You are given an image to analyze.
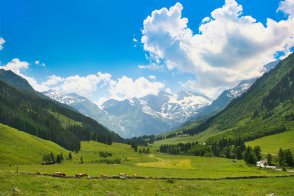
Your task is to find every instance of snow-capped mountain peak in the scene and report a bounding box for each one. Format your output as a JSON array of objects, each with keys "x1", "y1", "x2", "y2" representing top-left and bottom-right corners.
[
  {"x1": 227, "y1": 78, "x2": 256, "y2": 98},
  {"x1": 43, "y1": 89, "x2": 87, "y2": 105},
  {"x1": 43, "y1": 89, "x2": 212, "y2": 137}
]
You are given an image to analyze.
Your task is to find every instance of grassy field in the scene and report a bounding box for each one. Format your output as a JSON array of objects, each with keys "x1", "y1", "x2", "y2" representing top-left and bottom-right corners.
[
  {"x1": 0, "y1": 173, "x2": 293, "y2": 195},
  {"x1": 0, "y1": 123, "x2": 68, "y2": 164},
  {"x1": 246, "y1": 130, "x2": 294, "y2": 154},
  {"x1": 1, "y1": 124, "x2": 293, "y2": 195},
  {"x1": 0, "y1": 140, "x2": 287, "y2": 178},
  {"x1": 152, "y1": 125, "x2": 228, "y2": 146}
]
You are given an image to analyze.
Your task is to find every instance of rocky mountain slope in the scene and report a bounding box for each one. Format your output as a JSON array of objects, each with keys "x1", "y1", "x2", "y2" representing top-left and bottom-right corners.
[{"x1": 44, "y1": 90, "x2": 212, "y2": 137}]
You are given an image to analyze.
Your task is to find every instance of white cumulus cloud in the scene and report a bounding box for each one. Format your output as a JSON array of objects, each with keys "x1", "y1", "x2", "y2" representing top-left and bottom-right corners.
[
  {"x1": 142, "y1": 0, "x2": 294, "y2": 98},
  {"x1": 0, "y1": 58, "x2": 165, "y2": 103},
  {"x1": 138, "y1": 63, "x2": 162, "y2": 71},
  {"x1": 278, "y1": 0, "x2": 294, "y2": 18},
  {"x1": 0, "y1": 58, "x2": 29, "y2": 75},
  {"x1": 43, "y1": 72, "x2": 112, "y2": 97},
  {"x1": 148, "y1": 75, "x2": 156, "y2": 80},
  {"x1": 0, "y1": 37, "x2": 5, "y2": 50},
  {"x1": 108, "y1": 76, "x2": 165, "y2": 101}
]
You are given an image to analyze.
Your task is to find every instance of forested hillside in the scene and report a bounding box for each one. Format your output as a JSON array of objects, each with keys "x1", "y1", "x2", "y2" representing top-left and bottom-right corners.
[
  {"x1": 178, "y1": 53, "x2": 294, "y2": 142},
  {"x1": 0, "y1": 70, "x2": 122, "y2": 151}
]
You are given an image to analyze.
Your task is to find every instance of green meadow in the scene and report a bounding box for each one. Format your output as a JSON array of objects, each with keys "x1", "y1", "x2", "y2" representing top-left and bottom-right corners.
[
  {"x1": 1, "y1": 123, "x2": 293, "y2": 195},
  {"x1": 1, "y1": 173, "x2": 294, "y2": 196},
  {"x1": 0, "y1": 123, "x2": 68, "y2": 165},
  {"x1": 0, "y1": 140, "x2": 285, "y2": 178},
  {"x1": 246, "y1": 130, "x2": 294, "y2": 154}
]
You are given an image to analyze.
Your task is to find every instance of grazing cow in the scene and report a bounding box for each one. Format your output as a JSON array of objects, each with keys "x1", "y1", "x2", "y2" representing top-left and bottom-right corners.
[
  {"x1": 75, "y1": 173, "x2": 88, "y2": 178},
  {"x1": 119, "y1": 173, "x2": 127, "y2": 179},
  {"x1": 53, "y1": 172, "x2": 66, "y2": 177}
]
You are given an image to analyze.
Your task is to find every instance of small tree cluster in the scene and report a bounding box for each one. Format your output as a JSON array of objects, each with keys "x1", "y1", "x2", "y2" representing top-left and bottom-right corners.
[
  {"x1": 267, "y1": 153, "x2": 273, "y2": 166},
  {"x1": 97, "y1": 159, "x2": 121, "y2": 164},
  {"x1": 159, "y1": 142, "x2": 198, "y2": 155},
  {"x1": 131, "y1": 144, "x2": 138, "y2": 152},
  {"x1": 126, "y1": 135, "x2": 163, "y2": 146},
  {"x1": 42, "y1": 152, "x2": 64, "y2": 164},
  {"x1": 210, "y1": 138, "x2": 246, "y2": 159},
  {"x1": 99, "y1": 151, "x2": 112, "y2": 158},
  {"x1": 138, "y1": 148, "x2": 150, "y2": 154},
  {"x1": 278, "y1": 148, "x2": 294, "y2": 167},
  {"x1": 244, "y1": 147, "x2": 257, "y2": 165}
]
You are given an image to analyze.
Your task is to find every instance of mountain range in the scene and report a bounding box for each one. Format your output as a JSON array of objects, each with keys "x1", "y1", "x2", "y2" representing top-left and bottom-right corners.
[
  {"x1": 43, "y1": 61, "x2": 279, "y2": 138},
  {"x1": 44, "y1": 90, "x2": 212, "y2": 137}
]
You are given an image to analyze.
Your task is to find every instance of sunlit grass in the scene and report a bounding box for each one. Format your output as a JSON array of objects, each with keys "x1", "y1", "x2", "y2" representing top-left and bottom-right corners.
[{"x1": 246, "y1": 130, "x2": 294, "y2": 154}]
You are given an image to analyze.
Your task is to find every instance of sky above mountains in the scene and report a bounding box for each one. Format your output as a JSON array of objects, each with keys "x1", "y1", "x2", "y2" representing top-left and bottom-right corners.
[{"x1": 0, "y1": 0, "x2": 293, "y2": 104}]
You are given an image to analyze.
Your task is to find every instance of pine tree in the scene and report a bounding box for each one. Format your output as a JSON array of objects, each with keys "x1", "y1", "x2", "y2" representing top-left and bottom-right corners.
[
  {"x1": 56, "y1": 155, "x2": 61, "y2": 163},
  {"x1": 50, "y1": 152, "x2": 55, "y2": 163},
  {"x1": 68, "y1": 152, "x2": 72, "y2": 160},
  {"x1": 244, "y1": 146, "x2": 251, "y2": 162},
  {"x1": 246, "y1": 150, "x2": 257, "y2": 165},
  {"x1": 60, "y1": 153, "x2": 64, "y2": 161},
  {"x1": 284, "y1": 149, "x2": 293, "y2": 167},
  {"x1": 278, "y1": 148, "x2": 285, "y2": 167},
  {"x1": 235, "y1": 146, "x2": 243, "y2": 160},
  {"x1": 267, "y1": 153, "x2": 272, "y2": 166},
  {"x1": 253, "y1": 146, "x2": 262, "y2": 161}
]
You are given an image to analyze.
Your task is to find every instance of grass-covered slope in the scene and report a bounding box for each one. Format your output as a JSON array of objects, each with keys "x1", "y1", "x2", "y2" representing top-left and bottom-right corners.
[
  {"x1": 0, "y1": 123, "x2": 68, "y2": 164},
  {"x1": 246, "y1": 130, "x2": 294, "y2": 154},
  {"x1": 173, "y1": 53, "x2": 294, "y2": 143},
  {"x1": 0, "y1": 70, "x2": 122, "y2": 151}
]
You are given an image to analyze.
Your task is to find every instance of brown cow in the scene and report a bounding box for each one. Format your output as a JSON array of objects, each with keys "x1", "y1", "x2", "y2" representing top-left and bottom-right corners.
[
  {"x1": 119, "y1": 173, "x2": 127, "y2": 179},
  {"x1": 75, "y1": 173, "x2": 88, "y2": 178},
  {"x1": 53, "y1": 172, "x2": 66, "y2": 177}
]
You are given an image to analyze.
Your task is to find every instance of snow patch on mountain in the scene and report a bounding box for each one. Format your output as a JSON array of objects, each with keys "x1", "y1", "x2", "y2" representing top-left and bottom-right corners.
[{"x1": 44, "y1": 89, "x2": 86, "y2": 105}]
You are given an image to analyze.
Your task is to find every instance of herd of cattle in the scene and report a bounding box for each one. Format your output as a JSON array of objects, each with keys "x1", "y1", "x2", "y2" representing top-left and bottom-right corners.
[
  {"x1": 52, "y1": 172, "x2": 135, "y2": 179},
  {"x1": 24, "y1": 171, "x2": 294, "y2": 180}
]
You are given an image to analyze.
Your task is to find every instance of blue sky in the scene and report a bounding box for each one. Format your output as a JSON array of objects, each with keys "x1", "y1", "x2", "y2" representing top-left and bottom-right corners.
[{"x1": 0, "y1": 0, "x2": 293, "y2": 103}]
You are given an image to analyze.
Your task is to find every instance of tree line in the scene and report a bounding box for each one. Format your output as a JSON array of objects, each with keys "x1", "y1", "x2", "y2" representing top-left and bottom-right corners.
[
  {"x1": 0, "y1": 79, "x2": 122, "y2": 152},
  {"x1": 159, "y1": 138, "x2": 262, "y2": 165},
  {"x1": 42, "y1": 152, "x2": 70, "y2": 164}
]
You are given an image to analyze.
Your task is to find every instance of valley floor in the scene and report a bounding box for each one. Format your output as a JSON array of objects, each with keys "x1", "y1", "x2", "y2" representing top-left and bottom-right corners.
[{"x1": 1, "y1": 126, "x2": 293, "y2": 195}]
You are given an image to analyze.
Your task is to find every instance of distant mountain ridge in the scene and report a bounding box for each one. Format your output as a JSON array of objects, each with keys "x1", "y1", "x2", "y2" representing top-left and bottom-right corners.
[
  {"x1": 44, "y1": 90, "x2": 212, "y2": 137},
  {"x1": 186, "y1": 60, "x2": 279, "y2": 123}
]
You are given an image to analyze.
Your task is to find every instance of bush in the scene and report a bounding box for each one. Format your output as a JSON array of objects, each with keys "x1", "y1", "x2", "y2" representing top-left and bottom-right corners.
[
  {"x1": 166, "y1": 179, "x2": 175, "y2": 184},
  {"x1": 99, "y1": 151, "x2": 112, "y2": 158},
  {"x1": 96, "y1": 159, "x2": 121, "y2": 164}
]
